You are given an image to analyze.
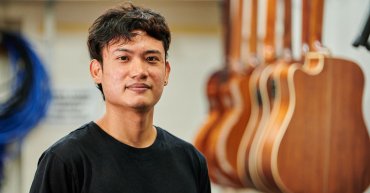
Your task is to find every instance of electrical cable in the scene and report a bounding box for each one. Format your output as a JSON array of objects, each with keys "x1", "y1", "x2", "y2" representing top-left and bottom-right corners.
[
  {"x1": 0, "y1": 31, "x2": 33, "y2": 118},
  {"x1": 0, "y1": 30, "x2": 52, "y2": 182}
]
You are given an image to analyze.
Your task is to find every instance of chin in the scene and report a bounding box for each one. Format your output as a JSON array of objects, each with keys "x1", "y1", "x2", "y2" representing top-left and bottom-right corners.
[
  {"x1": 131, "y1": 104, "x2": 153, "y2": 112},
  {"x1": 125, "y1": 97, "x2": 160, "y2": 112},
  {"x1": 128, "y1": 100, "x2": 152, "y2": 110}
]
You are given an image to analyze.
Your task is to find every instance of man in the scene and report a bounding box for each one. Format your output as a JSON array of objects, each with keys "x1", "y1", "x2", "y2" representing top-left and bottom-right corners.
[{"x1": 30, "y1": 3, "x2": 211, "y2": 193}]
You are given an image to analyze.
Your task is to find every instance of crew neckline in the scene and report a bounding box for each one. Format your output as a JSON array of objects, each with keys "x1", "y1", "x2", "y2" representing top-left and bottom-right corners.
[{"x1": 89, "y1": 121, "x2": 162, "y2": 152}]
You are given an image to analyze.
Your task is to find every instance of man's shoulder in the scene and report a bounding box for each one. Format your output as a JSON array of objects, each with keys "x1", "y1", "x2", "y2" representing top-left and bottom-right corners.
[
  {"x1": 156, "y1": 126, "x2": 205, "y2": 159},
  {"x1": 41, "y1": 122, "x2": 95, "y2": 162},
  {"x1": 156, "y1": 126, "x2": 192, "y2": 147},
  {"x1": 52, "y1": 122, "x2": 92, "y2": 146}
]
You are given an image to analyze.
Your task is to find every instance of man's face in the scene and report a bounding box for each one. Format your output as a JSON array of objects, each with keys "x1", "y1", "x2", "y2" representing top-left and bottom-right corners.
[{"x1": 90, "y1": 30, "x2": 170, "y2": 112}]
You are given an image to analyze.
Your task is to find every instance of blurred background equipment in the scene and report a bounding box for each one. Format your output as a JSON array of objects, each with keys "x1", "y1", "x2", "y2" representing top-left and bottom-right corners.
[
  {"x1": 0, "y1": 30, "x2": 51, "y2": 186},
  {"x1": 353, "y1": 7, "x2": 370, "y2": 50}
]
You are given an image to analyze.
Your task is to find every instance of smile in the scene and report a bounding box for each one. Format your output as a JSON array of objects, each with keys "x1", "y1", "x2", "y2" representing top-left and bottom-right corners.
[{"x1": 126, "y1": 83, "x2": 151, "y2": 92}]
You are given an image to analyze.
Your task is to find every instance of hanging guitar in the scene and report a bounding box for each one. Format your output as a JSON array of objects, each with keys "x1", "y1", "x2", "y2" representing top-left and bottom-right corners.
[{"x1": 271, "y1": 0, "x2": 370, "y2": 192}]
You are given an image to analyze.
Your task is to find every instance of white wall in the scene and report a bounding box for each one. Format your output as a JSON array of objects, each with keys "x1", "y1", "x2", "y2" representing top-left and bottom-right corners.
[{"x1": 0, "y1": 0, "x2": 369, "y2": 193}]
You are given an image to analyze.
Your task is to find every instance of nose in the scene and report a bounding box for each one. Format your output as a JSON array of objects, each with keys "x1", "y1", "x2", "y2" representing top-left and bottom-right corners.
[{"x1": 130, "y1": 59, "x2": 148, "y2": 80}]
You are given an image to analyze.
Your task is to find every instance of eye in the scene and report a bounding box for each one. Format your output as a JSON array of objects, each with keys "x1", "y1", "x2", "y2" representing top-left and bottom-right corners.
[
  {"x1": 118, "y1": 56, "x2": 129, "y2": 61},
  {"x1": 146, "y1": 56, "x2": 160, "y2": 63}
]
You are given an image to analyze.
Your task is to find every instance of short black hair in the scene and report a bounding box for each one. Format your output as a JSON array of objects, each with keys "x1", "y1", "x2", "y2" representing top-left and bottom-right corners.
[{"x1": 87, "y1": 2, "x2": 171, "y2": 99}]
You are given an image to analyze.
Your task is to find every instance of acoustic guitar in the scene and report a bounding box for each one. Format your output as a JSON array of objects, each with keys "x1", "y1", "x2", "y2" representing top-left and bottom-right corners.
[
  {"x1": 214, "y1": 0, "x2": 261, "y2": 187},
  {"x1": 271, "y1": 0, "x2": 370, "y2": 192},
  {"x1": 194, "y1": 0, "x2": 231, "y2": 164},
  {"x1": 202, "y1": 0, "x2": 245, "y2": 187},
  {"x1": 247, "y1": 0, "x2": 280, "y2": 191},
  {"x1": 248, "y1": 0, "x2": 296, "y2": 192},
  {"x1": 193, "y1": 0, "x2": 233, "y2": 186},
  {"x1": 236, "y1": 0, "x2": 261, "y2": 188}
]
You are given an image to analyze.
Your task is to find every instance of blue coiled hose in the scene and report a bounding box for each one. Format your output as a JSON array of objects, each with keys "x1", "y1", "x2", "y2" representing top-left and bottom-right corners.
[{"x1": 0, "y1": 31, "x2": 52, "y2": 182}]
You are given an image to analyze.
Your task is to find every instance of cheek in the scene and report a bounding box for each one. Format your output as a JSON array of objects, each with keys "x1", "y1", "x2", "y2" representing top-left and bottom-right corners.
[
  {"x1": 153, "y1": 71, "x2": 167, "y2": 92},
  {"x1": 102, "y1": 69, "x2": 126, "y2": 92},
  {"x1": 152, "y1": 72, "x2": 166, "y2": 88}
]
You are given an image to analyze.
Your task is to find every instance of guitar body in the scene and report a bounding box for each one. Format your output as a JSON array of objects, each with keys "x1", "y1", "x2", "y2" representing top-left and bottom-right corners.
[
  {"x1": 272, "y1": 53, "x2": 370, "y2": 193},
  {"x1": 236, "y1": 65, "x2": 266, "y2": 188},
  {"x1": 249, "y1": 62, "x2": 288, "y2": 193},
  {"x1": 194, "y1": 69, "x2": 227, "y2": 155},
  {"x1": 204, "y1": 71, "x2": 244, "y2": 188},
  {"x1": 254, "y1": 60, "x2": 294, "y2": 193},
  {"x1": 216, "y1": 67, "x2": 254, "y2": 186}
]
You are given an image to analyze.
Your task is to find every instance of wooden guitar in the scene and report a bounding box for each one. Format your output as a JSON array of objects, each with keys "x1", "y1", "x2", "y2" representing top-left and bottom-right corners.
[
  {"x1": 194, "y1": 68, "x2": 228, "y2": 160},
  {"x1": 236, "y1": 0, "x2": 260, "y2": 188},
  {"x1": 247, "y1": 0, "x2": 296, "y2": 192},
  {"x1": 194, "y1": 0, "x2": 239, "y2": 187},
  {"x1": 203, "y1": 0, "x2": 246, "y2": 187},
  {"x1": 213, "y1": 0, "x2": 263, "y2": 188},
  {"x1": 246, "y1": 0, "x2": 280, "y2": 191},
  {"x1": 194, "y1": 0, "x2": 231, "y2": 162},
  {"x1": 271, "y1": 0, "x2": 370, "y2": 192}
]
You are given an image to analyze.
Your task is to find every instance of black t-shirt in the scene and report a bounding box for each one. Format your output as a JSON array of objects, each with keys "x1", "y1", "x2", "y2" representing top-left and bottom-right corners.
[{"x1": 29, "y1": 122, "x2": 211, "y2": 193}]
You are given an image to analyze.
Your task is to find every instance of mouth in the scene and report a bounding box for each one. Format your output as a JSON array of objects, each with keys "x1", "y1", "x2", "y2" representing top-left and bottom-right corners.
[{"x1": 125, "y1": 83, "x2": 151, "y2": 92}]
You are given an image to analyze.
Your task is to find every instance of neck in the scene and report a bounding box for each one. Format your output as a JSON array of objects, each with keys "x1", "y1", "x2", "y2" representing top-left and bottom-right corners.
[{"x1": 96, "y1": 106, "x2": 157, "y2": 148}]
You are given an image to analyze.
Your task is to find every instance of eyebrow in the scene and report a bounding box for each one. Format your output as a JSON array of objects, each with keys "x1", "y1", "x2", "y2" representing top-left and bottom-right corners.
[{"x1": 114, "y1": 48, "x2": 162, "y2": 56}]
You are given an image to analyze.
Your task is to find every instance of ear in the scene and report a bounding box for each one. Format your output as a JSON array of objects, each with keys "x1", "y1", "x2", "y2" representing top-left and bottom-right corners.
[
  {"x1": 164, "y1": 61, "x2": 171, "y2": 86},
  {"x1": 90, "y1": 59, "x2": 102, "y2": 84}
]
